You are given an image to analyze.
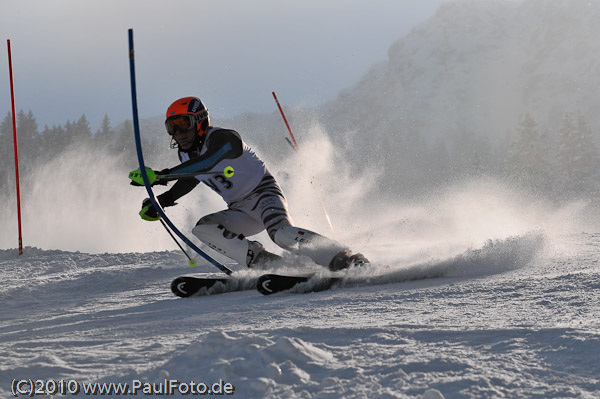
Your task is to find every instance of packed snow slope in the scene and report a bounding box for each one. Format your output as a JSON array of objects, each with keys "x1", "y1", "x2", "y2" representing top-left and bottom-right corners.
[
  {"x1": 1, "y1": 101, "x2": 598, "y2": 399},
  {"x1": 0, "y1": 2, "x2": 598, "y2": 395},
  {"x1": 1, "y1": 114, "x2": 599, "y2": 399},
  {"x1": 0, "y1": 230, "x2": 599, "y2": 398}
]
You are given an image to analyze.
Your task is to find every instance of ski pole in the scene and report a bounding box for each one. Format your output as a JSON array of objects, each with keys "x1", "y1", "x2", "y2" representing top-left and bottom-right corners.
[
  {"x1": 157, "y1": 166, "x2": 234, "y2": 181},
  {"x1": 272, "y1": 91, "x2": 334, "y2": 231},
  {"x1": 159, "y1": 219, "x2": 197, "y2": 266},
  {"x1": 129, "y1": 166, "x2": 234, "y2": 185}
]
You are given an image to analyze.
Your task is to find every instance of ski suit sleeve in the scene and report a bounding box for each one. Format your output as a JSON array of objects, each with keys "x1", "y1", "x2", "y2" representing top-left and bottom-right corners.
[
  {"x1": 156, "y1": 130, "x2": 243, "y2": 207},
  {"x1": 169, "y1": 130, "x2": 243, "y2": 175},
  {"x1": 156, "y1": 179, "x2": 199, "y2": 207}
]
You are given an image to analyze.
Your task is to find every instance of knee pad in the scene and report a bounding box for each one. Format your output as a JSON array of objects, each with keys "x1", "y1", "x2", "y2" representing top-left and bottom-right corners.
[
  {"x1": 272, "y1": 225, "x2": 346, "y2": 267},
  {"x1": 272, "y1": 225, "x2": 315, "y2": 249},
  {"x1": 192, "y1": 224, "x2": 250, "y2": 267}
]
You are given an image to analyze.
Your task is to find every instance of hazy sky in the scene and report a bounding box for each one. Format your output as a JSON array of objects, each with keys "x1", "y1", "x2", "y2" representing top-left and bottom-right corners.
[{"x1": 1, "y1": 0, "x2": 447, "y2": 131}]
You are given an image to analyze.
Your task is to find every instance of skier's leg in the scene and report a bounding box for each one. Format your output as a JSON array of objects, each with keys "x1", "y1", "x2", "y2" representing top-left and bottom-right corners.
[
  {"x1": 252, "y1": 193, "x2": 368, "y2": 270},
  {"x1": 191, "y1": 210, "x2": 281, "y2": 268},
  {"x1": 236, "y1": 174, "x2": 368, "y2": 270},
  {"x1": 271, "y1": 225, "x2": 348, "y2": 267},
  {"x1": 272, "y1": 225, "x2": 369, "y2": 270}
]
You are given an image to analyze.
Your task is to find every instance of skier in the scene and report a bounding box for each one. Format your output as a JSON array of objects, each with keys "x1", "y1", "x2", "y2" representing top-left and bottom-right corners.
[{"x1": 134, "y1": 96, "x2": 368, "y2": 271}]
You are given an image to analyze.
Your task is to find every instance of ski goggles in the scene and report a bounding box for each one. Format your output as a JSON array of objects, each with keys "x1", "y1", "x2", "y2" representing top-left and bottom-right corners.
[
  {"x1": 165, "y1": 115, "x2": 195, "y2": 135},
  {"x1": 165, "y1": 111, "x2": 207, "y2": 135}
]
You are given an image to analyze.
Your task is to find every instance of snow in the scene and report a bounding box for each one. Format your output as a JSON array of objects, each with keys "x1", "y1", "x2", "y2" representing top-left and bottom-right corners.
[
  {"x1": 1, "y1": 1, "x2": 599, "y2": 397},
  {"x1": 1, "y1": 114, "x2": 598, "y2": 399},
  {"x1": 1, "y1": 230, "x2": 599, "y2": 398}
]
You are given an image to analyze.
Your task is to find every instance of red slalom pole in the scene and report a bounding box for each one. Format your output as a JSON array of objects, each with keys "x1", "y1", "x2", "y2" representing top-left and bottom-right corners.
[
  {"x1": 272, "y1": 91, "x2": 334, "y2": 231},
  {"x1": 272, "y1": 91, "x2": 300, "y2": 151},
  {"x1": 7, "y1": 40, "x2": 23, "y2": 255}
]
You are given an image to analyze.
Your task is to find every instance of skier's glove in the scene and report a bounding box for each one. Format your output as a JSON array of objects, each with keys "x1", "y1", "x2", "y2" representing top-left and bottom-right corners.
[
  {"x1": 129, "y1": 168, "x2": 169, "y2": 187},
  {"x1": 139, "y1": 198, "x2": 160, "y2": 221}
]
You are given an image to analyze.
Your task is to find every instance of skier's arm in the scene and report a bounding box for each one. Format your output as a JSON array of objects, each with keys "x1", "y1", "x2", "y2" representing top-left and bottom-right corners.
[
  {"x1": 156, "y1": 179, "x2": 200, "y2": 207},
  {"x1": 138, "y1": 178, "x2": 199, "y2": 221},
  {"x1": 154, "y1": 130, "x2": 242, "y2": 206},
  {"x1": 167, "y1": 130, "x2": 243, "y2": 175}
]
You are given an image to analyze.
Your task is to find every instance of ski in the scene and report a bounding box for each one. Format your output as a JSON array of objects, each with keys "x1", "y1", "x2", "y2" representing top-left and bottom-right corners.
[
  {"x1": 256, "y1": 273, "x2": 341, "y2": 295},
  {"x1": 173, "y1": 266, "x2": 394, "y2": 297},
  {"x1": 170, "y1": 275, "x2": 256, "y2": 297}
]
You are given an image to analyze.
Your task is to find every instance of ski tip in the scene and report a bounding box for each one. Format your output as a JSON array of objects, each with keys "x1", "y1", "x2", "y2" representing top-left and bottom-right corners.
[
  {"x1": 256, "y1": 274, "x2": 275, "y2": 295},
  {"x1": 256, "y1": 274, "x2": 312, "y2": 295},
  {"x1": 171, "y1": 276, "x2": 196, "y2": 298},
  {"x1": 170, "y1": 276, "x2": 231, "y2": 298}
]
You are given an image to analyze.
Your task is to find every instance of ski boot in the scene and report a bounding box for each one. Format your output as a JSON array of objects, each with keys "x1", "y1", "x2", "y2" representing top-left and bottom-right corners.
[
  {"x1": 248, "y1": 241, "x2": 282, "y2": 269},
  {"x1": 328, "y1": 250, "x2": 369, "y2": 271}
]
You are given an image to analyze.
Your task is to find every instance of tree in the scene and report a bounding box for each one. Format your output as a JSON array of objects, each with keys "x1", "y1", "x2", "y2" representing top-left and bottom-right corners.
[
  {"x1": 43, "y1": 124, "x2": 69, "y2": 154},
  {"x1": 507, "y1": 113, "x2": 552, "y2": 191},
  {"x1": 15, "y1": 110, "x2": 39, "y2": 172},
  {"x1": 72, "y1": 114, "x2": 92, "y2": 144},
  {"x1": 0, "y1": 113, "x2": 14, "y2": 188},
  {"x1": 94, "y1": 114, "x2": 115, "y2": 147},
  {"x1": 556, "y1": 111, "x2": 599, "y2": 195},
  {"x1": 115, "y1": 119, "x2": 136, "y2": 154}
]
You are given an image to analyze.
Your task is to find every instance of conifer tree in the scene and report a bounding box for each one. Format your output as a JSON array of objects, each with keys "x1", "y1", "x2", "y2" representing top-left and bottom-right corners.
[
  {"x1": 508, "y1": 113, "x2": 552, "y2": 191},
  {"x1": 115, "y1": 119, "x2": 135, "y2": 154},
  {"x1": 95, "y1": 114, "x2": 114, "y2": 146},
  {"x1": 72, "y1": 114, "x2": 92, "y2": 144},
  {"x1": 45, "y1": 124, "x2": 69, "y2": 153},
  {"x1": 556, "y1": 111, "x2": 599, "y2": 195},
  {"x1": 0, "y1": 113, "x2": 13, "y2": 187},
  {"x1": 15, "y1": 110, "x2": 39, "y2": 172}
]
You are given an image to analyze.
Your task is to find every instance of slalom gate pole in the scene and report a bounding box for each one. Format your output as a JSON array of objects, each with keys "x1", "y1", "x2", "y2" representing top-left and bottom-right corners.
[
  {"x1": 272, "y1": 91, "x2": 300, "y2": 151},
  {"x1": 7, "y1": 40, "x2": 23, "y2": 255},
  {"x1": 272, "y1": 91, "x2": 334, "y2": 231},
  {"x1": 128, "y1": 29, "x2": 232, "y2": 274}
]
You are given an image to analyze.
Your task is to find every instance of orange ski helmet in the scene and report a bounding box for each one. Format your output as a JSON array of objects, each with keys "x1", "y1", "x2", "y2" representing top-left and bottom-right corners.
[{"x1": 165, "y1": 96, "x2": 210, "y2": 137}]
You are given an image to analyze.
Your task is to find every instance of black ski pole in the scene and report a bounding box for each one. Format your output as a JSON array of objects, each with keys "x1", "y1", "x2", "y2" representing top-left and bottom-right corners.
[{"x1": 159, "y1": 219, "x2": 198, "y2": 267}]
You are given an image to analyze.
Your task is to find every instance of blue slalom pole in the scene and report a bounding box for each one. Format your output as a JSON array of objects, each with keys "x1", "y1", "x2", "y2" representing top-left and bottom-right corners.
[{"x1": 127, "y1": 29, "x2": 232, "y2": 275}]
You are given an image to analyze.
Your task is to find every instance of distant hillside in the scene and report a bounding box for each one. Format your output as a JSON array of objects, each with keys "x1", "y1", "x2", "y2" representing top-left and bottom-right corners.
[
  {"x1": 320, "y1": 0, "x2": 600, "y2": 150},
  {"x1": 136, "y1": 0, "x2": 599, "y2": 199}
]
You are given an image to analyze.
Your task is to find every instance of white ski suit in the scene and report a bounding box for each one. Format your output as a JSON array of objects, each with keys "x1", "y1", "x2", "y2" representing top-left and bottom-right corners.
[{"x1": 155, "y1": 127, "x2": 348, "y2": 268}]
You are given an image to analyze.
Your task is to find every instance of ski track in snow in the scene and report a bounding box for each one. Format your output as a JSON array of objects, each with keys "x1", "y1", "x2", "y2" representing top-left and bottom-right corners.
[{"x1": 0, "y1": 232, "x2": 599, "y2": 398}]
